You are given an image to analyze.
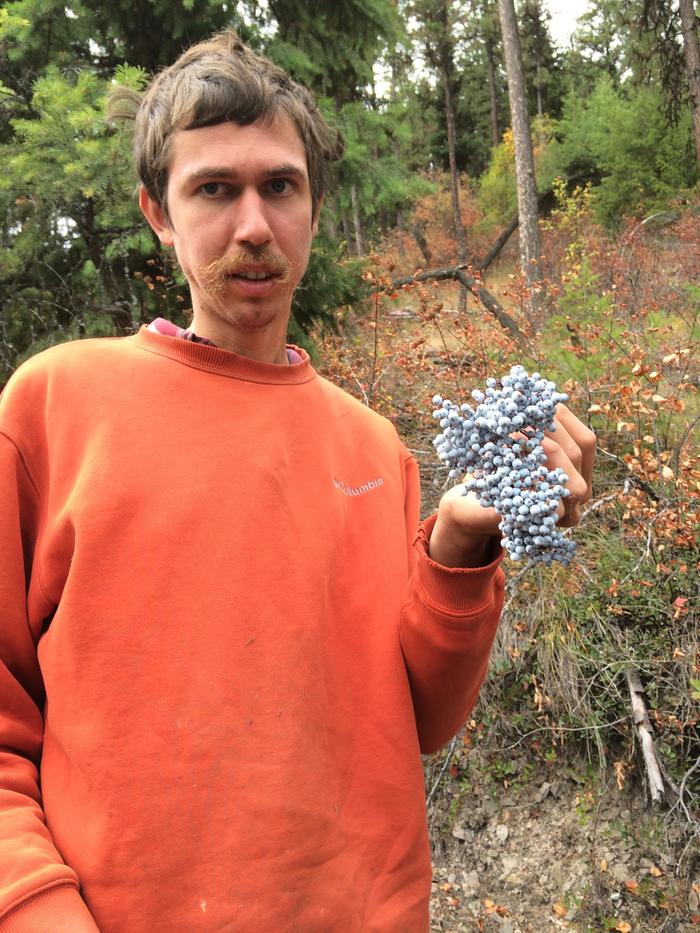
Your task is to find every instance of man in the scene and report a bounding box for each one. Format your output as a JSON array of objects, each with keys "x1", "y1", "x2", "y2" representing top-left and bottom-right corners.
[{"x1": 0, "y1": 30, "x2": 595, "y2": 932}]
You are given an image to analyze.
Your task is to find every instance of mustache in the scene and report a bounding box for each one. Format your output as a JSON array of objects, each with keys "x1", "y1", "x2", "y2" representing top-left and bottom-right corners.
[{"x1": 199, "y1": 250, "x2": 292, "y2": 295}]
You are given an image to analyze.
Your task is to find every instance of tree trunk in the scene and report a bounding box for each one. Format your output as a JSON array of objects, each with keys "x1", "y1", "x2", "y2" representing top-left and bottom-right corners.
[
  {"x1": 322, "y1": 196, "x2": 338, "y2": 240},
  {"x1": 350, "y1": 184, "x2": 364, "y2": 257},
  {"x1": 498, "y1": 0, "x2": 544, "y2": 316},
  {"x1": 478, "y1": 214, "x2": 520, "y2": 272},
  {"x1": 412, "y1": 224, "x2": 433, "y2": 266},
  {"x1": 442, "y1": 84, "x2": 464, "y2": 246},
  {"x1": 679, "y1": 0, "x2": 700, "y2": 170},
  {"x1": 396, "y1": 207, "x2": 406, "y2": 259},
  {"x1": 485, "y1": 35, "x2": 501, "y2": 147},
  {"x1": 75, "y1": 198, "x2": 133, "y2": 332},
  {"x1": 534, "y1": 47, "x2": 545, "y2": 146},
  {"x1": 393, "y1": 137, "x2": 406, "y2": 259},
  {"x1": 443, "y1": 68, "x2": 468, "y2": 313},
  {"x1": 341, "y1": 210, "x2": 352, "y2": 247},
  {"x1": 437, "y1": 0, "x2": 468, "y2": 314}
]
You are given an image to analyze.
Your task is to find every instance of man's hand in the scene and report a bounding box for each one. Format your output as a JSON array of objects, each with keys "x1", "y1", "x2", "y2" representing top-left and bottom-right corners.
[{"x1": 428, "y1": 404, "x2": 597, "y2": 568}]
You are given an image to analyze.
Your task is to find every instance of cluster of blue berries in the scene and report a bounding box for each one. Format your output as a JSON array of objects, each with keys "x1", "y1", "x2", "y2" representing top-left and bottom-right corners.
[{"x1": 431, "y1": 365, "x2": 577, "y2": 566}]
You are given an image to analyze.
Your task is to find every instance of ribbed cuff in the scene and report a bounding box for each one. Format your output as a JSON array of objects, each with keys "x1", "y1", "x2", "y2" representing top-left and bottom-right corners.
[
  {"x1": 414, "y1": 513, "x2": 505, "y2": 613},
  {"x1": 1, "y1": 884, "x2": 100, "y2": 933}
]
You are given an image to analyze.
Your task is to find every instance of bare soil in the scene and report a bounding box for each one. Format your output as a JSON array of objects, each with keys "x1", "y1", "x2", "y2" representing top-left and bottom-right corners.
[{"x1": 427, "y1": 756, "x2": 698, "y2": 932}]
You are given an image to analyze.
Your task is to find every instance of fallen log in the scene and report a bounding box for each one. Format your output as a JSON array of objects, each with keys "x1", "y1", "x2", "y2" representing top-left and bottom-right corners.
[
  {"x1": 476, "y1": 215, "x2": 519, "y2": 273},
  {"x1": 389, "y1": 175, "x2": 602, "y2": 346},
  {"x1": 391, "y1": 263, "x2": 527, "y2": 347}
]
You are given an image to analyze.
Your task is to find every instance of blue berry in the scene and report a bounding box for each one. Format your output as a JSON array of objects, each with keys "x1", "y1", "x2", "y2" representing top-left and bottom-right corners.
[{"x1": 431, "y1": 365, "x2": 576, "y2": 566}]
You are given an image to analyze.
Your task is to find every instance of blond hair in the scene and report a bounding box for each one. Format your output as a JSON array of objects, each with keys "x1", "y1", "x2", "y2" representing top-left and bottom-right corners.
[{"x1": 119, "y1": 29, "x2": 343, "y2": 218}]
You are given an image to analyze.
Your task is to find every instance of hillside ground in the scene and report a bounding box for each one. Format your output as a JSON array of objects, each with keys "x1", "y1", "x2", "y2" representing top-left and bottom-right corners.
[{"x1": 428, "y1": 756, "x2": 697, "y2": 932}]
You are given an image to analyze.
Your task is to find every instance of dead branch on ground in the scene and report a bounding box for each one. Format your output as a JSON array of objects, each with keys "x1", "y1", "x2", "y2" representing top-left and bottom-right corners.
[
  {"x1": 625, "y1": 668, "x2": 679, "y2": 807},
  {"x1": 391, "y1": 264, "x2": 527, "y2": 348}
]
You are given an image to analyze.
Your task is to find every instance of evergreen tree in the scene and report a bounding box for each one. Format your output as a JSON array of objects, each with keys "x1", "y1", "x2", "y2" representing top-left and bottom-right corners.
[
  {"x1": 568, "y1": 0, "x2": 634, "y2": 89},
  {"x1": 546, "y1": 76, "x2": 698, "y2": 225},
  {"x1": 518, "y1": 0, "x2": 562, "y2": 119},
  {"x1": 479, "y1": 0, "x2": 505, "y2": 148},
  {"x1": 0, "y1": 1, "x2": 384, "y2": 378},
  {"x1": 266, "y1": 0, "x2": 430, "y2": 257},
  {"x1": 267, "y1": 0, "x2": 401, "y2": 104},
  {"x1": 634, "y1": 0, "x2": 700, "y2": 168},
  {"x1": 455, "y1": 0, "x2": 508, "y2": 169},
  {"x1": 0, "y1": 0, "x2": 242, "y2": 94},
  {"x1": 634, "y1": 0, "x2": 686, "y2": 117},
  {"x1": 408, "y1": 0, "x2": 473, "y2": 296},
  {"x1": 418, "y1": 1, "x2": 508, "y2": 179},
  {"x1": 0, "y1": 64, "x2": 161, "y2": 382}
]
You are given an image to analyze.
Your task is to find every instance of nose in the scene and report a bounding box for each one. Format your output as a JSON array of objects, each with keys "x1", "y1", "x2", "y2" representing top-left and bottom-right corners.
[{"x1": 233, "y1": 189, "x2": 273, "y2": 248}]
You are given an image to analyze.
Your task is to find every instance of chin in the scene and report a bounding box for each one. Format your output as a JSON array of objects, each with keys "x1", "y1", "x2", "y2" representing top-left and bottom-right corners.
[{"x1": 222, "y1": 307, "x2": 284, "y2": 334}]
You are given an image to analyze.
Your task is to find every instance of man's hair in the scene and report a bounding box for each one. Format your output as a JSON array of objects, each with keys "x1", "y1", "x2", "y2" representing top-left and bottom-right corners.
[{"x1": 126, "y1": 29, "x2": 344, "y2": 218}]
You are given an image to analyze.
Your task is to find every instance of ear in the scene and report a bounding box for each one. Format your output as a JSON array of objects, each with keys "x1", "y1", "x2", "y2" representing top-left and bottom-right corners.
[
  {"x1": 311, "y1": 194, "x2": 324, "y2": 237},
  {"x1": 139, "y1": 187, "x2": 174, "y2": 247}
]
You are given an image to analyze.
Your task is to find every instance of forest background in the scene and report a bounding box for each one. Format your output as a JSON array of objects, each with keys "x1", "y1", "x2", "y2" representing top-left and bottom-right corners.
[{"x1": 0, "y1": 0, "x2": 698, "y2": 929}]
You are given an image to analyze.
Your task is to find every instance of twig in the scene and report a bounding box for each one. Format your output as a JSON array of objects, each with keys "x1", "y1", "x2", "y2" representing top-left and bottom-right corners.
[
  {"x1": 426, "y1": 736, "x2": 458, "y2": 810},
  {"x1": 676, "y1": 823, "x2": 700, "y2": 877},
  {"x1": 431, "y1": 313, "x2": 464, "y2": 394},
  {"x1": 673, "y1": 412, "x2": 700, "y2": 479},
  {"x1": 349, "y1": 372, "x2": 369, "y2": 407},
  {"x1": 578, "y1": 491, "x2": 620, "y2": 522},
  {"x1": 619, "y1": 211, "x2": 678, "y2": 258},
  {"x1": 673, "y1": 754, "x2": 700, "y2": 827},
  {"x1": 490, "y1": 717, "x2": 630, "y2": 753},
  {"x1": 595, "y1": 446, "x2": 661, "y2": 501},
  {"x1": 673, "y1": 756, "x2": 700, "y2": 876},
  {"x1": 619, "y1": 519, "x2": 654, "y2": 586}
]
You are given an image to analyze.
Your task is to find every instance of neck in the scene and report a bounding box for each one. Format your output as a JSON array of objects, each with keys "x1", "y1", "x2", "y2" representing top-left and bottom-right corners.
[{"x1": 188, "y1": 312, "x2": 291, "y2": 365}]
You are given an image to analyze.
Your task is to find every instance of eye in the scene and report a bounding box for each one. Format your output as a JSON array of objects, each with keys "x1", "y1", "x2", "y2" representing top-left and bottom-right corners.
[
  {"x1": 267, "y1": 178, "x2": 292, "y2": 195},
  {"x1": 200, "y1": 182, "x2": 224, "y2": 197}
]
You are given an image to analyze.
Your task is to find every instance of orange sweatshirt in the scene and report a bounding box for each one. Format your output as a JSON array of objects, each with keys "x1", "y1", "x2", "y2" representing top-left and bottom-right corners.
[{"x1": 0, "y1": 328, "x2": 504, "y2": 932}]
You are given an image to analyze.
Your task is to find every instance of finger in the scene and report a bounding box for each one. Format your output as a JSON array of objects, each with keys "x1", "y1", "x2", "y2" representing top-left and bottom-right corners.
[
  {"x1": 540, "y1": 434, "x2": 588, "y2": 528},
  {"x1": 556, "y1": 493, "x2": 581, "y2": 529},
  {"x1": 545, "y1": 416, "x2": 583, "y2": 474},
  {"x1": 549, "y1": 404, "x2": 597, "y2": 496},
  {"x1": 540, "y1": 436, "x2": 589, "y2": 500}
]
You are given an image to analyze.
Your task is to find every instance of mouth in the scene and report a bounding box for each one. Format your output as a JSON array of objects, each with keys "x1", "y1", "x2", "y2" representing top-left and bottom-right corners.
[
  {"x1": 230, "y1": 271, "x2": 279, "y2": 282},
  {"x1": 219, "y1": 267, "x2": 285, "y2": 298},
  {"x1": 200, "y1": 253, "x2": 291, "y2": 298}
]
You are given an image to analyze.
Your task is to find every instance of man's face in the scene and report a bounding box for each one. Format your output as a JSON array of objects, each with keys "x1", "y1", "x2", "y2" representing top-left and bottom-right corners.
[{"x1": 140, "y1": 114, "x2": 319, "y2": 347}]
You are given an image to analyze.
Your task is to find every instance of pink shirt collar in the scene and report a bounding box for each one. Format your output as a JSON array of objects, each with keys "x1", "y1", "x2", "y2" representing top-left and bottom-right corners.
[{"x1": 147, "y1": 318, "x2": 303, "y2": 364}]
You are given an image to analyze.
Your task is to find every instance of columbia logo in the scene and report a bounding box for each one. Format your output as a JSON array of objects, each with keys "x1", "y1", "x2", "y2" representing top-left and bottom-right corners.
[{"x1": 333, "y1": 477, "x2": 385, "y2": 497}]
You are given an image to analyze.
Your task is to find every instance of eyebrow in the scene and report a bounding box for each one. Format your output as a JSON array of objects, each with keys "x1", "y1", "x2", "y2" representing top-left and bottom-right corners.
[{"x1": 184, "y1": 164, "x2": 307, "y2": 184}]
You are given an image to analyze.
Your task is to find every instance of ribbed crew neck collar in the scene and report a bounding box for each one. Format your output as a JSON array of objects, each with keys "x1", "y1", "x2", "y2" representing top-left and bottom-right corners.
[{"x1": 132, "y1": 325, "x2": 315, "y2": 386}]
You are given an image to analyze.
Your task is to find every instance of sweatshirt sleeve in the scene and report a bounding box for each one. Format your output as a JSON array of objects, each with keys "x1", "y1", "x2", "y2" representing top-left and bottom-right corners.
[
  {"x1": 0, "y1": 432, "x2": 99, "y2": 931},
  {"x1": 399, "y1": 456, "x2": 505, "y2": 755}
]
